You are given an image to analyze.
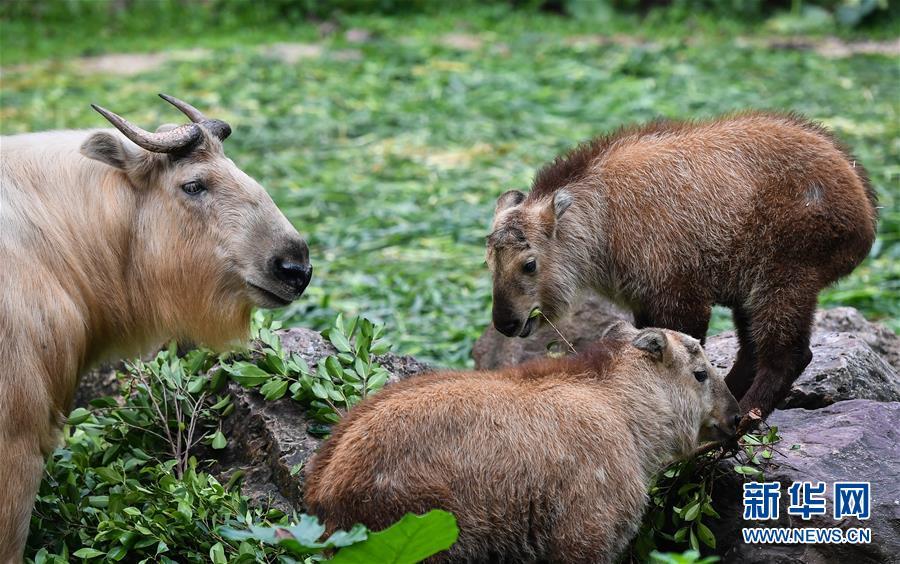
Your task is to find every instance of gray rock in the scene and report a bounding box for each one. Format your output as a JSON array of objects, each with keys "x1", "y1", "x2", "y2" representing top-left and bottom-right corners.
[
  {"x1": 220, "y1": 327, "x2": 431, "y2": 510},
  {"x1": 709, "y1": 400, "x2": 900, "y2": 563},
  {"x1": 472, "y1": 294, "x2": 632, "y2": 370},
  {"x1": 705, "y1": 331, "x2": 900, "y2": 409},
  {"x1": 73, "y1": 363, "x2": 120, "y2": 408},
  {"x1": 815, "y1": 308, "x2": 900, "y2": 372}
]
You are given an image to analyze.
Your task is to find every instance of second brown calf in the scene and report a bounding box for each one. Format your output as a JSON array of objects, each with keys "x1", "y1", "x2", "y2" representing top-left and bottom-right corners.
[
  {"x1": 487, "y1": 112, "x2": 877, "y2": 417},
  {"x1": 305, "y1": 324, "x2": 740, "y2": 563}
]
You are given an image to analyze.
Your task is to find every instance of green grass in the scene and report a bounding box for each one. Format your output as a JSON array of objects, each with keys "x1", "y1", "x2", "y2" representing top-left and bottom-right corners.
[{"x1": 2, "y1": 7, "x2": 897, "y2": 365}]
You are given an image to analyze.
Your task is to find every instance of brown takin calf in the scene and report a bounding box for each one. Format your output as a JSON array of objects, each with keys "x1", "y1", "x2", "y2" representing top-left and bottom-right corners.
[
  {"x1": 0, "y1": 95, "x2": 311, "y2": 562},
  {"x1": 486, "y1": 112, "x2": 877, "y2": 418},
  {"x1": 305, "y1": 323, "x2": 740, "y2": 563}
]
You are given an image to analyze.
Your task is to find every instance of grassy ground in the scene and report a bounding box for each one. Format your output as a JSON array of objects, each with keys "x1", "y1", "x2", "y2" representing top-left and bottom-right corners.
[{"x1": 2, "y1": 7, "x2": 897, "y2": 366}]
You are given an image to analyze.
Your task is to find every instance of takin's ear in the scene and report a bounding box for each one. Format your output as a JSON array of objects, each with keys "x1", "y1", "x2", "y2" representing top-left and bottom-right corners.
[
  {"x1": 540, "y1": 189, "x2": 574, "y2": 237},
  {"x1": 601, "y1": 319, "x2": 638, "y2": 341},
  {"x1": 495, "y1": 189, "x2": 526, "y2": 214},
  {"x1": 632, "y1": 328, "x2": 668, "y2": 362},
  {"x1": 80, "y1": 131, "x2": 142, "y2": 171}
]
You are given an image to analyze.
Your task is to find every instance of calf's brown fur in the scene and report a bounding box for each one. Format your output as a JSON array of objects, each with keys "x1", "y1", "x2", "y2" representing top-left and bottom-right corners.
[
  {"x1": 305, "y1": 324, "x2": 740, "y2": 563},
  {"x1": 0, "y1": 95, "x2": 311, "y2": 562},
  {"x1": 487, "y1": 112, "x2": 876, "y2": 418}
]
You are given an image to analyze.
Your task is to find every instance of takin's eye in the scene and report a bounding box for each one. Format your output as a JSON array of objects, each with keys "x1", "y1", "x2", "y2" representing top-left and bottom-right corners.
[
  {"x1": 694, "y1": 369, "x2": 708, "y2": 383},
  {"x1": 523, "y1": 259, "x2": 537, "y2": 274},
  {"x1": 181, "y1": 180, "x2": 206, "y2": 196}
]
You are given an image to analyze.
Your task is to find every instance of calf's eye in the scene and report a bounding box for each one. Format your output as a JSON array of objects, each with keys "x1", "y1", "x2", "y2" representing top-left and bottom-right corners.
[
  {"x1": 523, "y1": 259, "x2": 537, "y2": 274},
  {"x1": 694, "y1": 370, "x2": 708, "y2": 383},
  {"x1": 181, "y1": 180, "x2": 206, "y2": 195}
]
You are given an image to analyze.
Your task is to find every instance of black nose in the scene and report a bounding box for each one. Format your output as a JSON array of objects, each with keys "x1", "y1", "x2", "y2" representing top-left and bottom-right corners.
[
  {"x1": 732, "y1": 414, "x2": 742, "y2": 429},
  {"x1": 272, "y1": 242, "x2": 312, "y2": 294},
  {"x1": 494, "y1": 317, "x2": 521, "y2": 337}
]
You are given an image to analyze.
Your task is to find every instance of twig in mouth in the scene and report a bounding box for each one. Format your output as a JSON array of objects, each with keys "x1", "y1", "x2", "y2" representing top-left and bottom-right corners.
[
  {"x1": 687, "y1": 409, "x2": 766, "y2": 471},
  {"x1": 538, "y1": 311, "x2": 577, "y2": 355}
]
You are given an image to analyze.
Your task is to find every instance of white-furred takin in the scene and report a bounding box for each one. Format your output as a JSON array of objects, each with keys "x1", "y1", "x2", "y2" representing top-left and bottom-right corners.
[
  {"x1": 305, "y1": 323, "x2": 740, "y2": 563},
  {"x1": 0, "y1": 95, "x2": 311, "y2": 562}
]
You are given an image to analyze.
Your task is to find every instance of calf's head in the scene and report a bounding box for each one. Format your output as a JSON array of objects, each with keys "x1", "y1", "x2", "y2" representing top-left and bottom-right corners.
[
  {"x1": 486, "y1": 188, "x2": 575, "y2": 337},
  {"x1": 610, "y1": 323, "x2": 741, "y2": 451},
  {"x1": 80, "y1": 94, "x2": 311, "y2": 344}
]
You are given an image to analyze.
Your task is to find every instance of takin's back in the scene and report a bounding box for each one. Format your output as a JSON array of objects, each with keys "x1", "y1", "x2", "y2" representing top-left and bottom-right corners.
[
  {"x1": 303, "y1": 335, "x2": 715, "y2": 563},
  {"x1": 531, "y1": 112, "x2": 877, "y2": 293},
  {"x1": 305, "y1": 364, "x2": 644, "y2": 561}
]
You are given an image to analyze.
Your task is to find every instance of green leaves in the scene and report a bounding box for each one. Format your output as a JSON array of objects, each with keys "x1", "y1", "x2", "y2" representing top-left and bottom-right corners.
[
  {"x1": 634, "y1": 425, "x2": 782, "y2": 560},
  {"x1": 330, "y1": 510, "x2": 459, "y2": 564},
  {"x1": 259, "y1": 378, "x2": 289, "y2": 400},
  {"x1": 72, "y1": 548, "x2": 104, "y2": 559},
  {"x1": 651, "y1": 550, "x2": 720, "y2": 564},
  {"x1": 222, "y1": 362, "x2": 271, "y2": 387},
  {"x1": 221, "y1": 510, "x2": 458, "y2": 564},
  {"x1": 236, "y1": 313, "x2": 394, "y2": 426},
  {"x1": 66, "y1": 407, "x2": 92, "y2": 426},
  {"x1": 210, "y1": 430, "x2": 227, "y2": 450},
  {"x1": 220, "y1": 513, "x2": 367, "y2": 552}
]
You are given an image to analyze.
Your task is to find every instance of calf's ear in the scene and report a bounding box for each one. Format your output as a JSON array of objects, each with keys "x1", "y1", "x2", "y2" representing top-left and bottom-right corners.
[
  {"x1": 80, "y1": 131, "x2": 141, "y2": 171},
  {"x1": 633, "y1": 329, "x2": 668, "y2": 362},
  {"x1": 495, "y1": 189, "x2": 526, "y2": 213},
  {"x1": 553, "y1": 189, "x2": 573, "y2": 219},
  {"x1": 540, "y1": 189, "x2": 574, "y2": 237},
  {"x1": 601, "y1": 319, "x2": 638, "y2": 341}
]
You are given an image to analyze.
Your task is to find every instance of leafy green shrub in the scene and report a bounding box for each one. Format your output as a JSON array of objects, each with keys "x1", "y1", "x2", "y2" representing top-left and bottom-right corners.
[
  {"x1": 26, "y1": 314, "x2": 457, "y2": 563},
  {"x1": 650, "y1": 549, "x2": 720, "y2": 564},
  {"x1": 631, "y1": 425, "x2": 781, "y2": 559},
  {"x1": 224, "y1": 313, "x2": 393, "y2": 433},
  {"x1": 220, "y1": 510, "x2": 459, "y2": 564},
  {"x1": 28, "y1": 345, "x2": 285, "y2": 562}
]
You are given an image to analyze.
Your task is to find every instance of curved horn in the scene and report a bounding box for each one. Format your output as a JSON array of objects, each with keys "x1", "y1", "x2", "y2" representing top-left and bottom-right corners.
[
  {"x1": 159, "y1": 93, "x2": 232, "y2": 141},
  {"x1": 159, "y1": 93, "x2": 206, "y2": 122},
  {"x1": 91, "y1": 104, "x2": 201, "y2": 153}
]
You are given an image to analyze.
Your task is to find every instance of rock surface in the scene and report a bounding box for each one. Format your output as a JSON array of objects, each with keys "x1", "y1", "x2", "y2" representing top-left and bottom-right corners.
[
  {"x1": 704, "y1": 331, "x2": 900, "y2": 409},
  {"x1": 815, "y1": 307, "x2": 900, "y2": 372},
  {"x1": 709, "y1": 400, "x2": 900, "y2": 563}
]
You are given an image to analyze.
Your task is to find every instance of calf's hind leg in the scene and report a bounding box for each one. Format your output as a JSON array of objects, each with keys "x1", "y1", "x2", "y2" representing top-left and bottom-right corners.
[{"x1": 738, "y1": 290, "x2": 816, "y2": 417}]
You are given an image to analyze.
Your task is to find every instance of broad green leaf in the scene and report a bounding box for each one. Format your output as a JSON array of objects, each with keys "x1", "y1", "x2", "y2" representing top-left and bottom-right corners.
[
  {"x1": 329, "y1": 510, "x2": 458, "y2": 564},
  {"x1": 329, "y1": 330, "x2": 353, "y2": 353},
  {"x1": 211, "y1": 430, "x2": 227, "y2": 450},
  {"x1": 67, "y1": 407, "x2": 91, "y2": 426},
  {"x1": 224, "y1": 362, "x2": 271, "y2": 387},
  {"x1": 260, "y1": 378, "x2": 289, "y2": 400},
  {"x1": 697, "y1": 521, "x2": 716, "y2": 549},
  {"x1": 72, "y1": 548, "x2": 105, "y2": 559},
  {"x1": 310, "y1": 381, "x2": 330, "y2": 400},
  {"x1": 683, "y1": 502, "x2": 700, "y2": 521},
  {"x1": 209, "y1": 542, "x2": 227, "y2": 564},
  {"x1": 325, "y1": 356, "x2": 343, "y2": 379}
]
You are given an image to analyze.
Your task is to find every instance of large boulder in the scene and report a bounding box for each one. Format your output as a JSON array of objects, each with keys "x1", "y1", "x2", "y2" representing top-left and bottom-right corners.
[
  {"x1": 219, "y1": 327, "x2": 431, "y2": 510},
  {"x1": 709, "y1": 400, "x2": 900, "y2": 563},
  {"x1": 704, "y1": 332, "x2": 900, "y2": 409},
  {"x1": 815, "y1": 308, "x2": 900, "y2": 372}
]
